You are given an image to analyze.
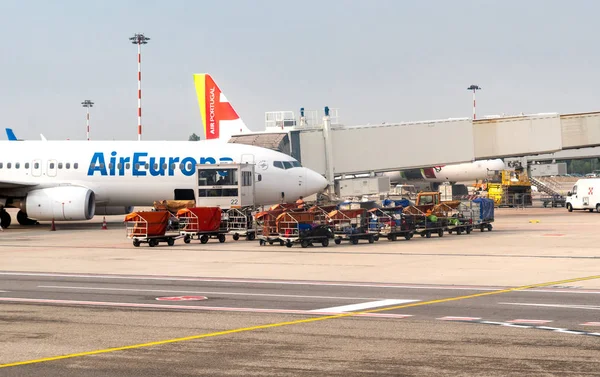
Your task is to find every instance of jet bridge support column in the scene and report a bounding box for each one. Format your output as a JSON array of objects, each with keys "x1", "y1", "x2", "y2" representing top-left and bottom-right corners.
[{"x1": 322, "y1": 106, "x2": 336, "y2": 197}]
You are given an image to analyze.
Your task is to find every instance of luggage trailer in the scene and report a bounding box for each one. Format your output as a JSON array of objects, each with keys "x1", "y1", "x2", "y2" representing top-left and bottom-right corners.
[
  {"x1": 275, "y1": 211, "x2": 333, "y2": 248},
  {"x1": 368, "y1": 207, "x2": 416, "y2": 241},
  {"x1": 327, "y1": 208, "x2": 378, "y2": 245},
  {"x1": 125, "y1": 211, "x2": 182, "y2": 247}
]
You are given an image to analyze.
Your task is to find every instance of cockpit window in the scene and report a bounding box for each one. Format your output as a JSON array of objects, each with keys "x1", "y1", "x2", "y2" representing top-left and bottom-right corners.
[
  {"x1": 282, "y1": 161, "x2": 293, "y2": 170},
  {"x1": 273, "y1": 161, "x2": 284, "y2": 169},
  {"x1": 291, "y1": 161, "x2": 301, "y2": 168},
  {"x1": 273, "y1": 160, "x2": 302, "y2": 169}
]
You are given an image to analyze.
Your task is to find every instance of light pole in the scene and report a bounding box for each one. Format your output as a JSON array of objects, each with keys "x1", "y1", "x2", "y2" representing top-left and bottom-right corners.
[
  {"x1": 467, "y1": 85, "x2": 481, "y2": 120},
  {"x1": 129, "y1": 33, "x2": 150, "y2": 141},
  {"x1": 81, "y1": 100, "x2": 94, "y2": 140}
]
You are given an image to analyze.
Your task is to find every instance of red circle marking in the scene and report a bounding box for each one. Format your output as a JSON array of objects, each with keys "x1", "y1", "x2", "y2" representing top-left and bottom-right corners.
[{"x1": 155, "y1": 296, "x2": 207, "y2": 301}]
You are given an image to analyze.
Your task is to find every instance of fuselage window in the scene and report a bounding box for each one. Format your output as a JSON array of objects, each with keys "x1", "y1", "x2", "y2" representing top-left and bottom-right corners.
[
  {"x1": 145, "y1": 163, "x2": 149, "y2": 169},
  {"x1": 25, "y1": 162, "x2": 30, "y2": 169},
  {"x1": 7, "y1": 163, "x2": 11, "y2": 169},
  {"x1": 34, "y1": 162, "x2": 39, "y2": 169},
  {"x1": 135, "y1": 163, "x2": 140, "y2": 170},
  {"x1": 108, "y1": 163, "x2": 114, "y2": 170},
  {"x1": 126, "y1": 163, "x2": 131, "y2": 170},
  {"x1": 283, "y1": 161, "x2": 293, "y2": 169},
  {"x1": 74, "y1": 163, "x2": 79, "y2": 169},
  {"x1": 273, "y1": 161, "x2": 284, "y2": 169},
  {"x1": 66, "y1": 163, "x2": 70, "y2": 169},
  {"x1": 154, "y1": 163, "x2": 158, "y2": 170},
  {"x1": 15, "y1": 162, "x2": 20, "y2": 169},
  {"x1": 170, "y1": 163, "x2": 176, "y2": 171},
  {"x1": 0, "y1": 162, "x2": 3, "y2": 169},
  {"x1": 186, "y1": 162, "x2": 192, "y2": 170},
  {"x1": 50, "y1": 163, "x2": 55, "y2": 169},
  {"x1": 257, "y1": 174, "x2": 262, "y2": 182},
  {"x1": 58, "y1": 162, "x2": 63, "y2": 169},
  {"x1": 162, "y1": 163, "x2": 167, "y2": 170},
  {"x1": 117, "y1": 163, "x2": 122, "y2": 170}
]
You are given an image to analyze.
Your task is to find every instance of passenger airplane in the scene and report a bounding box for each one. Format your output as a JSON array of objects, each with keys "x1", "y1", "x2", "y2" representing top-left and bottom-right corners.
[
  {"x1": 0, "y1": 79, "x2": 328, "y2": 229},
  {"x1": 384, "y1": 159, "x2": 505, "y2": 185}
]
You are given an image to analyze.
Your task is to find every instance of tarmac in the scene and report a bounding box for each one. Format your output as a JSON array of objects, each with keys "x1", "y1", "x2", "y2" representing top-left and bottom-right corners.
[{"x1": 1, "y1": 207, "x2": 600, "y2": 376}]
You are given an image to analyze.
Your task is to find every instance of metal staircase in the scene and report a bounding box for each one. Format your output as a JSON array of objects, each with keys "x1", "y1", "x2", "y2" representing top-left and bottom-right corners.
[{"x1": 530, "y1": 176, "x2": 563, "y2": 197}]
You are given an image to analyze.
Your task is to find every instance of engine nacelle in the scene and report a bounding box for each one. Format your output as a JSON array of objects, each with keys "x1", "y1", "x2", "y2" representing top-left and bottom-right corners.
[
  {"x1": 95, "y1": 206, "x2": 134, "y2": 216},
  {"x1": 24, "y1": 187, "x2": 95, "y2": 221}
]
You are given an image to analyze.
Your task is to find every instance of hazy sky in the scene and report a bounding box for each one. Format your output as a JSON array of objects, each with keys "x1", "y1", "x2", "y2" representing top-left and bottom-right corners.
[{"x1": 1, "y1": 0, "x2": 599, "y2": 141}]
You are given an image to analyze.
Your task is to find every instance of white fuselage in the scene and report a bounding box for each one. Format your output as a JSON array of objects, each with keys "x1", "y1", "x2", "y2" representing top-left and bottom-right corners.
[
  {"x1": 384, "y1": 159, "x2": 505, "y2": 184},
  {"x1": 0, "y1": 140, "x2": 328, "y2": 208}
]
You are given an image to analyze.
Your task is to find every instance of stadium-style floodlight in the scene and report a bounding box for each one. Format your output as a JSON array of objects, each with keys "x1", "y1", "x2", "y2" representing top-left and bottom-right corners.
[
  {"x1": 467, "y1": 85, "x2": 481, "y2": 120},
  {"x1": 81, "y1": 100, "x2": 94, "y2": 140},
  {"x1": 129, "y1": 33, "x2": 150, "y2": 141}
]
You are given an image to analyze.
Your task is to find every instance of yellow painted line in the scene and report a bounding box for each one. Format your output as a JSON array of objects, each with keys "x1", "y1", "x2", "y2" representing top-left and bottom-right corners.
[{"x1": 1, "y1": 274, "x2": 599, "y2": 368}]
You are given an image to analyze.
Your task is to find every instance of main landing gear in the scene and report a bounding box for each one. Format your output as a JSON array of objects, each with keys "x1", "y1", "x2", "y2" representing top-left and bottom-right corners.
[
  {"x1": 0, "y1": 209, "x2": 11, "y2": 229},
  {"x1": 17, "y1": 210, "x2": 39, "y2": 226}
]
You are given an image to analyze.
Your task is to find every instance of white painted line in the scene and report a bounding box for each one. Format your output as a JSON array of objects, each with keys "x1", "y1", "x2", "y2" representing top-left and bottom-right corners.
[
  {"x1": 479, "y1": 321, "x2": 507, "y2": 325},
  {"x1": 501, "y1": 323, "x2": 533, "y2": 329},
  {"x1": 555, "y1": 329, "x2": 585, "y2": 335},
  {"x1": 588, "y1": 333, "x2": 600, "y2": 336},
  {"x1": 581, "y1": 322, "x2": 600, "y2": 326},
  {"x1": 38, "y1": 285, "x2": 388, "y2": 301},
  {"x1": 437, "y1": 316, "x2": 481, "y2": 321},
  {"x1": 0, "y1": 290, "x2": 7, "y2": 293},
  {"x1": 0, "y1": 297, "x2": 412, "y2": 319},
  {"x1": 499, "y1": 302, "x2": 600, "y2": 310},
  {"x1": 536, "y1": 326, "x2": 566, "y2": 331},
  {"x1": 507, "y1": 319, "x2": 552, "y2": 324},
  {"x1": 310, "y1": 299, "x2": 418, "y2": 313},
  {"x1": 3, "y1": 271, "x2": 600, "y2": 294}
]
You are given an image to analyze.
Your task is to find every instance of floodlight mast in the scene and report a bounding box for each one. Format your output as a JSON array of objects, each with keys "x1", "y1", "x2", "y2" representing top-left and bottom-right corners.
[{"x1": 129, "y1": 33, "x2": 150, "y2": 140}]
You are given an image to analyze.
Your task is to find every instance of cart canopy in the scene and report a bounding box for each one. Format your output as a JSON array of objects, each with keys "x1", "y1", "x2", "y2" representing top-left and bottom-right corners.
[
  {"x1": 472, "y1": 197, "x2": 495, "y2": 221},
  {"x1": 124, "y1": 211, "x2": 170, "y2": 236}
]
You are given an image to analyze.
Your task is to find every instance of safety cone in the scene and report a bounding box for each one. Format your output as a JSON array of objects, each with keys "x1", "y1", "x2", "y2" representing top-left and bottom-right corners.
[
  {"x1": 50, "y1": 218, "x2": 56, "y2": 231},
  {"x1": 101, "y1": 217, "x2": 108, "y2": 230}
]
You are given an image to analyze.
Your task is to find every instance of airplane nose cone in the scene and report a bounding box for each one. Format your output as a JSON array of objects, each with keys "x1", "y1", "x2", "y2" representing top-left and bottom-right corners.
[{"x1": 305, "y1": 168, "x2": 329, "y2": 196}]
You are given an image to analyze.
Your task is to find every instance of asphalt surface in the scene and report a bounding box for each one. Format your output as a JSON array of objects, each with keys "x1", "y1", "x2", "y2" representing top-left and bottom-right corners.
[{"x1": 1, "y1": 272, "x2": 600, "y2": 376}]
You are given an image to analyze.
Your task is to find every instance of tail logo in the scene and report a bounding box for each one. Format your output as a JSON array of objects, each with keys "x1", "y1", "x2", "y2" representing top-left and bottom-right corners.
[{"x1": 195, "y1": 74, "x2": 239, "y2": 140}]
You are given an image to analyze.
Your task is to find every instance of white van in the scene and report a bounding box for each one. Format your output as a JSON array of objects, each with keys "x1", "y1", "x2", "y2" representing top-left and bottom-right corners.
[{"x1": 566, "y1": 178, "x2": 600, "y2": 212}]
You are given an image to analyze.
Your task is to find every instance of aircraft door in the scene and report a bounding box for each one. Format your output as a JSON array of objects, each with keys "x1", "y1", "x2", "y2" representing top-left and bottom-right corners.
[
  {"x1": 32, "y1": 159, "x2": 42, "y2": 177},
  {"x1": 47, "y1": 159, "x2": 57, "y2": 177}
]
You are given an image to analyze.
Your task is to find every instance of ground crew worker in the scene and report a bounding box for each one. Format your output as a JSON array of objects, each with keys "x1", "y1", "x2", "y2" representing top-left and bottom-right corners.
[{"x1": 296, "y1": 196, "x2": 305, "y2": 209}]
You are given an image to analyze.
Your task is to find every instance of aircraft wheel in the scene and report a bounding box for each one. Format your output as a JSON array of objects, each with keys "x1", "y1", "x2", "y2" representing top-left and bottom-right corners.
[
  {"x1": 0, "y1": 210, "x2": 11, "y2": 229},
  {"x1": 17, "y1": 210, "x2": 38, "y2": 226}
]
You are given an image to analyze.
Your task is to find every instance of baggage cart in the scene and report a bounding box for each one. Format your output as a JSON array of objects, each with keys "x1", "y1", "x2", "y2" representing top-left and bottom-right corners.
[
  {"x1": 275, "y1": 211, "x2": 333, "y2": 248},
  {"x1": 125, "y1": 211, "x2": 181, "y2": 247},
  {"x1": 327, "y1": 208, "x2": 377, "y2": 245},
  {"x1": 446, "y1": 202, "x2": 476, "y2": 235},
  {"x1": 256, "y1": 209, "x2": 286, "y2": 246},
  {"x1": 226, "y1": 207, "x2": 256, "y2": 241},
  {"x1": 369, "y1": 207, "x2": 415, "y2": 241},
  {"x1": 177, "y1": 207, "x2": 228, "y2": 244},
  {"x1": 472, "y1": 197, "x2": 495, "y2": 231},
  {"x1": 403, "y1": 205, "x2": 447, "y2": 238}
]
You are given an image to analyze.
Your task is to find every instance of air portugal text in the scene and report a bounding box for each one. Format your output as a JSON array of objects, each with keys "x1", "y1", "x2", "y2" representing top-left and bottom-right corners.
[{"x1": 87, "y1": 152, "x2": 233, "y2": 177}]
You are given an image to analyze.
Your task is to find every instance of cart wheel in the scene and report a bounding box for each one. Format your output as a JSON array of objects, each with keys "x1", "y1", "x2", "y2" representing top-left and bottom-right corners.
[
  {"x1": 259, "y1": 239, "x2": 265, "y2": 246},
  {"x1": 269, "y1": 240, "x2": 274, "y2": 245},
  {"x1": 438, "y1": 229, "x2": 444, "y2": 237},
  {"x1": 425, "y1": 231, "x2": 431, "y2": 239},
  {"x1": 448, "y1": 229, "x2": 453, "y2": 234},
  {"x1": 286, "y1": 241, "x2": 293, "y2": 248},
  {"x1": 457, "y1": 228, "x2": 462, "y2": 235},
  {"x1": 149, "y1": 239, "x2": 157, "y2": 247},
  {"x1": 184, "y1": 235, "x2": 191, "y2": 244},
  {"x1": 200, "y1": 235, "x2": 209, "y2": 244},
  {"x1": 487, "y1": 224, "x2": 493, "y2": 231},
  {"x1": 391, "y1": 234, "x2": 398, "y2": 242},
  {"x1": 248, "y1": 232, "x2": 256, "y2": 241},
  {"x1": 334, "y1": 238, "x2": 342, "y2": 245},
  {"x1": 167, "y1": 238, "x2": 175, "y2": 246},
  {"x1": 420, "y1": 233, "x2": 425, "y2": 237},
  {"x1": 301, "y1": 240, "x2": 310, "y2": 248},
  {"x1": 351, "y1": 238, "x2": 359, "y2": 245},
  {"x1": 368, "y1": 236, "x2": 375, "y2": 244},
  {"x1": 133, "y1": 239, "x2": 140, "y2": 247},
  {"x1": 321, "y1": 238, "x2": 329, "y2": 247},
  {"x1": 373, "y1": 235, "x2": 379, "y2": 242},
  {"x1": 218, "y1": 234, "x2": 226, "y2": 243},
  {"x1": 480, "y1": 225, "x2": 485, "y2": 232},
  {"x1": 466, "y1": 227, "x2": 472, "y2": 235},
  {"x1": 280, "y1": 240, "x2": 285, "y2": 246},
  {"x1": 233, "y1": 233, "x2": 240, "y2": 241},
  {"x1": 404, "y1": 233, "x2": 412, "y2": 240}
]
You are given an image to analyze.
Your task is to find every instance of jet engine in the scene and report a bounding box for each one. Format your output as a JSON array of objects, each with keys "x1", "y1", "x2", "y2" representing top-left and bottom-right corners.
[
  {"x1": 94, "y1": 206, "x2": 134, "y2": 216},
  {"x1": 23, "y1": 187, "x2": 95, "y2": 221}
]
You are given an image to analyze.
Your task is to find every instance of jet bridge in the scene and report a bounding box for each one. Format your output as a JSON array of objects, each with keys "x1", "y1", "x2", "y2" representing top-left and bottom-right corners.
[{"x1": 228, "y1": 109, "x2": 600, "y2": 181}]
